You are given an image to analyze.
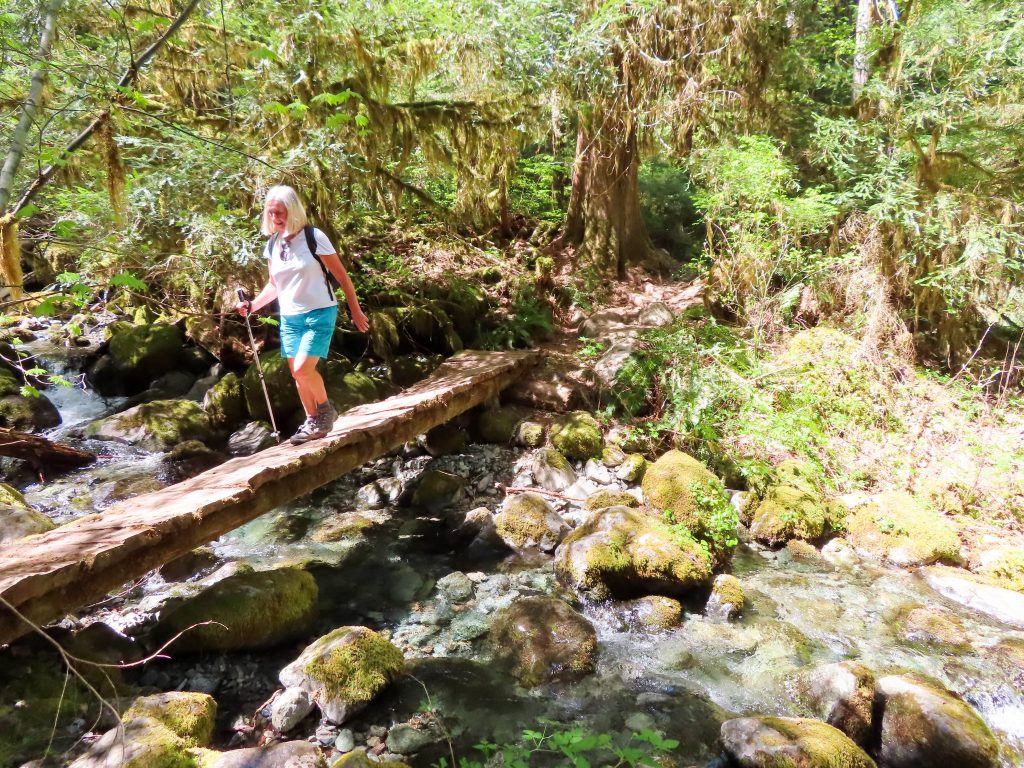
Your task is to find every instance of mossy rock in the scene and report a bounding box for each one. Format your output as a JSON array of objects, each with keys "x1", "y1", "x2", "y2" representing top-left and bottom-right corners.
[
  {"x1": 494, "y1": 492, "x2": 569, "y2": 552},
  {"x1": 201, "y1": 372, "x2": 246, "y2": 430},
  {"x1": 153, "y1": 567, "x2": 318, "y2": 652},
  {"x1": 515, "y1": 420, "x2": 545, "y2": 448},
  {"x1": 68, "y1": 716, "x2": 196, "y2": 768},
  {"x1": 894, "y1": 605, "x2": 971, "y2": 652},
  {"x1": 241, "y1": 351, "x2": 301, "y2": 423},
  {"x1": 554, "y1": 506, "x2": 713, "y2": 600},
  {"x1": 975, "y1": 549, "x2": 1024, "y2": 593},
  {"x1": 334, "y1": 748, "x2": 409, "y2": 768},
  {"x1": 0, "y1": 366, "x2": 20, "y2": 397},
  {"x1": 795, "y1": 661, "x2": 877, "y2": 748},
  {"x1": 720, "y1": 716, "x2": 876, "y2": 768},
  {"x1": 389, "y1": 354, "x2": 441, "y2": 387},
  {"x1": 619, "y1": 595, "x2": 683, "y2": 630},
  {"x1": 195, "y1": 741, "x2": 328, "y2": 768},
  {"x1": 616, "y1": 453, "x2": 648, "y2": 483},
  {"x1": 0, "y1": 391, "x2": 61, "y2": 432},
  {"x1": 108, "y1": 322, "x2": 184, "y2": 385},
  {"x1": 584, "y1": 490, "x2": 640, "y2": 511},
  {"x1": 0, "y1": 482, "x2": 54, "y2": 543},
  {"x1": 410, "y1": 470, "x2": 465, "y2": 511},
  {"x1": 750, "y1": 484, "x2": 830, "y2": 547},
  {"x1": 312, "y1": 513, "x2": 377, "y2": 543},
  {"x1": 532, "y1": 446, "x2": 577, "y2": 491},
  {"x1": 601, "y1": 446, "x2": 626, "y2": 467},
  {"x1": 325, "y1": 367, "x2": 386, "y2": 412},
  {"x1": 549, "y1": 411, "x2": 603, "y2": 460},
  {"x1": 878, "y1": 674, "x2": 998, "y2": 768},
  {"x1": 423, "y1": 423, "x2": 469, "y2": 456},
  {"x1": 477, "y1": 406, "x2": 528, "y2": 444},
  {"x1": 86, "y1": 399, "x2": 213, "y2": 452},
  {"x1": 706, "y1": 574, "x2": 745, "y2": 620},
  {"x1": 488, "y1": 596, "x2": 598, "y2": 687},
  {"x1": 123, "y1": 692, "x2": 216, "y2": 747},
  {"x1": 847, "y1": 492, "x2": 962, "y2": 567},
  {"x1": 279, "y1": 626, "x2": 404, "y2": 724}
]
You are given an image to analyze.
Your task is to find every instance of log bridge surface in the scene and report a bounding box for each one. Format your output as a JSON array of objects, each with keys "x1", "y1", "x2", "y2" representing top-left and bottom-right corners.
[{"x1": 0, "y1": 350, "x2": 538, "y2": 645}]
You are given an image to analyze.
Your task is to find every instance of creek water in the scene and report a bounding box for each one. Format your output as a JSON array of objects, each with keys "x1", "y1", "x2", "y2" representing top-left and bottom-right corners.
[{"x1": 10, "y1": 347, "x2": 1024, "y2": 768}]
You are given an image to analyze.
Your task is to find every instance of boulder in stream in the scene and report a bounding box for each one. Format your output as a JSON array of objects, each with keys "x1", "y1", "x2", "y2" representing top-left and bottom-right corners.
[
  {"x1": 794, "y1": 661, "x2": 877, "y2": 748},
  {"x1": 877, "y1": 673, "x2": 999, "y2": 768},
  {"x1": 488, "y1": 596, "x2": 598, "y2": 686},
  {"x1": 846, "y1": 492, "x2": 962, "y2": 567},
  {"x1": 279, "y1": 626, "x2": 404, "y2": 724},
  {"x1": 720, "y1": 716, "x2": 876, "y2": 768},
  {"x1": 86, "y1": 399, "x2": 213, "y2": 452},
  {"x1": 477, "y1": 406, "x2": 527, "y2": 444},
  {"x1": 153, "y1": 566, "x2": 318, "y2": 652},
  {"x1": 549, "y1": 411, "x2": 603, "y2": 460},
  {"x1": 705, "y1": 574, "x2": 745, "y2": 620},
  {"x1": 494, "y1": 492, "x2": 569, "y2": 552},
  {"x1": 0, "y1": 482, "x2": 54, "y2": 543},
  {"x1": 554, "y1": 505, "x2": 712, "y2": 600},
  {"x1": 202, "y1": 371, "x2": 247, "y2": 430},
  {"x1": 922, "y1": 565, "x2": 1024, "y2": 629}
]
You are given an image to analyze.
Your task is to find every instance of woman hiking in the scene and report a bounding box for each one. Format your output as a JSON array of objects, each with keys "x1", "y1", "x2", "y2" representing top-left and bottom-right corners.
[{"x1": 237, "y1": 185, "x2": 370, "y2": 445}]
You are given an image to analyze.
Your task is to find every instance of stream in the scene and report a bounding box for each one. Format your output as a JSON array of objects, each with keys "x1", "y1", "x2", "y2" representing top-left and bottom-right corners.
[{"x1": 7, "y1": 341, "x2": 1024, "y2": 768}]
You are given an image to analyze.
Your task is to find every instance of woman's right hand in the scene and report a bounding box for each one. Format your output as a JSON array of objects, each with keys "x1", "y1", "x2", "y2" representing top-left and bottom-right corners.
[{"x1": 237, "y1": 300, "x2": 252, "y2": 317}]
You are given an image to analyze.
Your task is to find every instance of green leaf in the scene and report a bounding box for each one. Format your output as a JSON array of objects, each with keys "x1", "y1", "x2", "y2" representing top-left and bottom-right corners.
[
  {"x1": 48, "y1": 374, "x2": 72, "y2": 388},
  {"x1": 109, "y1": 272, "x2": 148, "y2": 292},
  {"x1": 354, "y1": 113, "x2": 370, "y2": 127},
  {"x1": 311, "y1": 89, "x2": 356, "y2": 106},
  {"x1": 56, "y1": 271, "x2": 81, "y2": 286},
  {"x1": 31, "y1": 297, "x2": 58, "y2": 317},
  {"x1": 249, "y1": 46, "x2": 281, "y2": 62},
  {"x1": 19, "y1": 384, "x2": 40, "y2": 398},
  {"x1": 24, "y1": 367, "x2": 47, "y2": 376}
]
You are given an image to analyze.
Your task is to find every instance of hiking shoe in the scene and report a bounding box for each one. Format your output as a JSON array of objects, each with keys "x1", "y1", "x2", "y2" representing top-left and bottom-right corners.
[
  {"x1": 289, "y1": 416, "x2": 327, "y2": 445},
  {"x1": 316, "y1": 400, "x2": 338, "y2": 433}
]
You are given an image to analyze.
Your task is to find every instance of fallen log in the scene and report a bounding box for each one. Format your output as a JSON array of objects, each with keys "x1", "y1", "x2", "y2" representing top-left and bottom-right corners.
[{"x1": 0, "y1": 428, "x2": 96, "y2": 477}]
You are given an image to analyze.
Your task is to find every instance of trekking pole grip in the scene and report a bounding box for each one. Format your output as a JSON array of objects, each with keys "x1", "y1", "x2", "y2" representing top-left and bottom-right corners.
[{"x1": 236, "y1": 287, "x2": 252, "y2": 312}]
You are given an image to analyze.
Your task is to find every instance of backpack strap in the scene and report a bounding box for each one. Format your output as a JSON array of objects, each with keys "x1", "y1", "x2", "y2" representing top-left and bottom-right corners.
[
  {"x1": 304, "y1": 225, "x2": 339, "y2": 296},
  {"x1": 264, "y1": 233, "x2": 279, "y2": 260}
]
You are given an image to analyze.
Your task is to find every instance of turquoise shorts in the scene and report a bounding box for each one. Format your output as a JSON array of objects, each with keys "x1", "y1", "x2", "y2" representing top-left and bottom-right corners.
[{"x1": 280, "y1": 305, "x2": 338, "y2": 359}]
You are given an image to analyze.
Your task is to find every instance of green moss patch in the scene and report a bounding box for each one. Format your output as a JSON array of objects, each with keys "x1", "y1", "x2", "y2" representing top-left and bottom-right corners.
[
  {"x1": 549, "y1": 411, "x2": 603, "y2": 460},
  {"x1": 847, "y1": 492, "x2": 962, "y2": 567},
  {"x1": 123, "y1": 692, "x2": 216, "y2": 747}
]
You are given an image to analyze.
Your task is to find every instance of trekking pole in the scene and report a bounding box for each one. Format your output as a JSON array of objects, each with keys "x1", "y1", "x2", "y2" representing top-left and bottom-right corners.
[{"x1": 236, "y1": 288, "x2": 281, "y2": 443}]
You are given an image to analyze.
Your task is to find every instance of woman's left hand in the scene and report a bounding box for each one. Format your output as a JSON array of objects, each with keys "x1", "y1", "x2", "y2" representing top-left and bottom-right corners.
[{"x1": 352, "y1": 308, "x2": 370, "y2": 333}]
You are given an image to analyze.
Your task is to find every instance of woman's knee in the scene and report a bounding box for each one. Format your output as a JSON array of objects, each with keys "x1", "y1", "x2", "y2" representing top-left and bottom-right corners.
[{"x1": 291, "y1": 357, "x2": 320, "y2": 381}]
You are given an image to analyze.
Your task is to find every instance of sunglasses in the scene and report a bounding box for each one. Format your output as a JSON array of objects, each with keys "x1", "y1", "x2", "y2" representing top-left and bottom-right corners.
[{"x1": 279, "y1": 239, "x2": 291, "y2": 262}]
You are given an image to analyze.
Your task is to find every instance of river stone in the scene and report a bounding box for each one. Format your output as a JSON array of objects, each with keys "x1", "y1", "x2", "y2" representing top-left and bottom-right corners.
[
  {"x1": 0, "y1": 391, "x2": 61, "y2": 432},
  {"x1": 279, "y1": 626, "x2": 404, "y2": 724},
  {"x1": 410, "y1": 470, "x2": 464, "y2": 511},
  {"x1": 846, "y1": 492, "x2": 962, "y2": 567},
  {"x1": 202, "y1": 372, "x2": 247, "y2": 430},
  {"x1": 153, "y1": 566, "x2": 317, "y2": 652},
  {"x1": 450, "y1": 610, "x2": 490, "y2": 641},
  {"x1": 423, "y1": 423, "x2": 469, "y2": 456},
  {"x1": 705, "y1": 574, "x2": 745, "y2": 621},
  {"x1": 227, "y1": 421, "x2": 277, "y2": 456},
  {"x1": 615, "y1": 453, "x2": 647, "y2": 482},
  {"x1": 896, "y1": 605, "x2": 971, "y2": 651},
  {"x1": 477, "y1": 406, "x2": 527, "y2": 444},
  {"x1": 549, "y1": 411, "x2": 603, "y2": 460},
  {"x1": 386, "y1": 721, "x2": 445, "y2": 755},
  {"x1": 515, "y1": 420, "x2": 545, "y2": 448},
  {"x1": 0, "y1": 483, "x2": 54, "y2": 543},
  {"x1": 584, "y1": 489, "x2": 641, "y2": 511},
  {"x1": 87, "y1": 399, "x2": 213, "y2": 452},
  {"x1": 122, "y1": 691, "x2": 217, "y2": 746},
  {"x1": 750, "y1": 483, "x2": 831, "y2": 546},
  {"x1": 271, "y1": 687, "x2": 315, "y2": 732},
  {"x1": 68, "y1": 717, "x2": 195, "y2": 768},
  {"x1": 796, "y1": 661, "x2": 877, "y2": 747},
  {"x1": 333, "y1": 749, "x2": 410, "y2": 768},
  {"x1": 923, "y1": 565, "x2": 1024, "y2": 628},
  {"x1": 436, "y1": 571, "x2": 474, "y2": 602},
  {"x1": 494, "y1": 492, "x2": 569, "y2": 552},
  {"x1": 641, "y1": 450, "x2": 727, "y2": 536},
  {"x1": 720, "y1": 716, "x2": 875, "y2": 768},
  {"x1": 107, "y1": 322, "x2": 184, "y2": 391},
  {"x1": 601, "y1": 445, "x2": 626, "y2": 467},
  {"x1": 877, "y1": 674, "x2": 998, "y2": 768},
  {"x1": 532, "y1": 447, "x2": 576, "y2": 491},
  {"x1": 488, "y1": 596, "x2": 598, "y2": 687},
  {"x1": 554, "y1": 506, "x2": 713, "y2": 600},
  {"x1": 198, "y1": 740, "x2": 326, "y2": 768},
  {"x1": 335, "y1": 729, "x2": 356, "y2": 753},
  {"x1": 619, "y1": 595, "x2": 683, "y2": 630}
]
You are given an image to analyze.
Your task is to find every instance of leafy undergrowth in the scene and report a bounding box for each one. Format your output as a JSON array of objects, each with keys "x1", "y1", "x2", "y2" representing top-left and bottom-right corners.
[{"x1": 612, "y1": 319, "x2": 1024, "y2": 533}]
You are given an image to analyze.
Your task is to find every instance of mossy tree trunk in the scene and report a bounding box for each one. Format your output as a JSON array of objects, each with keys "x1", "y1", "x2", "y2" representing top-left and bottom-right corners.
[{"x1": 558, "y1": 112, "x2": 651, "y2": 278}]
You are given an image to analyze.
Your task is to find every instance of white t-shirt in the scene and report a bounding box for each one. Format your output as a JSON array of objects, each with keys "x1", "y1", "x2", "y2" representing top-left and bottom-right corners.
[{"x1": 267, "y1": 227, "x2": 338, "y2": 315}]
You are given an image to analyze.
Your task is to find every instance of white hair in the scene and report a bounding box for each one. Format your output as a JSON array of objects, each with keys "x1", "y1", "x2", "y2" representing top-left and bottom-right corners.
[{"x1": 261, "y1": 185, "x2": 308, "y2": 237}]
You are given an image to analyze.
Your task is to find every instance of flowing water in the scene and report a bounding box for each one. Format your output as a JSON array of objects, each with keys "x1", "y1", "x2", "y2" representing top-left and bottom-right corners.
[{"x1": 8, "y1": 357, "x2": 1024, "y2": 767}]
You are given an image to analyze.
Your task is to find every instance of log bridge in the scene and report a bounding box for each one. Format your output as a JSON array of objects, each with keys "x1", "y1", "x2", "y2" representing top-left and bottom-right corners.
[{"x1": 0, "y1": 350, "x2": 538, "y2": 645}]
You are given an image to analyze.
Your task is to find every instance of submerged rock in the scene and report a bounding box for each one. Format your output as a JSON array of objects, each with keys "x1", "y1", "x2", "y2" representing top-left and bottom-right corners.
[
  {"x1": 720, "y1": 716, "x2": 875, "y2": 768},
  {"x1": 895, "y1": 604, "x2": 971, "y2": 651},
  {"x1": 549, "y1": 411, "x2": 603, "y2": 460},
  {"x1": 795, "y1": 661, "x2": 877, "y2": 748},
  {"x1": 494, "y1": 492, "x2": 569, "y2": 553},
  {"x1": 877, "y1": 674, "x2": 998, "y2": 768},
  {"x1": 618, "y1": 595, "x2": 684, "y2": 630},
  {"x1": 153, "y1": 566, "x2": 317, "y2": 652},
  {"x1": 488, "y1": 596, "x2": 598, "y2": 686},
  {"x1": 923, "y1": 565, "x2": 1024, "y2": 628},
  {"x1": 846, "y1": 492, "x2": 962, "y2": 567},
  {"x1": 705, "y1": 574, "x2": 745, "y2": 621},
  {"x1": 554, "y1": 505, "x2": 712, "y2": 600},
  {"x1": 279, "y1": 626, "x2": 404, "y2": 724}
]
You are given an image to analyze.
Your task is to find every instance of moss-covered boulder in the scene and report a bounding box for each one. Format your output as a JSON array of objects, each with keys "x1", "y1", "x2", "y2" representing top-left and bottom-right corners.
[
  {"x1": 705, "y1": 574, "x2": 745, "y2": 620},
  {"x1": 619, "y1": 595, "x2": 683, "y2": 630},
  {"x1": 615, "y1": 453, "x2": 648, "y2": 482},
  {"x1": 846, "y1": 492, "x2": 962, "y2": 567},
  {"x1": 554, "y1": 506, "x2": 713, "y2": 600},
  {"x1": 0, "y1": 390, "x2": 61, "y2": 432},
  {"x1": 241, "y1": 351, "x2": 301, "y2": 423},
  {"x1": 795, "y1": 661, "x2": 877, "y2": 748},
  {"x1": 0, "y1": 482, "x2": 54, "y2": 543},
  {"x1": 87, "y1": 399, "x2": 213, "y2": 451},
  {"x1": 549, "y1": 411, "x2": 603, "y2": 460},
  {"x1": 477, "y1": 406, "x2": 527, "y2": 444},
  {"x1": 153, "y1": 567, "x2": 317, "y2": 652},
  {"x1": 975, "y1": 548, "x2": 1024, "y2": 593},
  {"x1": 584, "y1": 490, "x2": 641, "y2": 511},
  {"x1": 333, "y1": 748, "x2": 409, "y2": 768},
  {"x1": 923, "y1": 565, "x2": 1024, "y2": 628},
  {"x1": 423, "y1": 423, "x2": 469, "y2": 456},
  {"x1": 325, "y1": 368, "x2": 386, "y2": 412},
  {"x1": 410, "y1": 470, "x2": 465, "y2": 511},
  {"x1": 720, "y1": 716, "x2": 876, "y2": 768},
  {"x1": 389, "y1": 354, "x2": 441, "y2": 387},
  {"x1": 515, "y1": 420, "x2": 545, "y2": 448},
  {"x1": 494, "y1": 492, "x2": 570, "y2": 552},
  {"x1": 877, "y1": 674, "x2": 998, "y2": 768},
  {"x1": 532, "y1": 447, "x2": 577, "y2": 491},
  {"x1": 641, "y1": 450, "x2": 737, "y2": 565},
  {"x1": 107, "y1": 322, "x2": 184, "y2": 390},
  {"x1": 488, "y1": 596, "x2": 597, "y2": 687},
  {"x1": 750, "y1": 484, "x2": 831, "y2": 547},
  {"x1": 279, "y1": 626, "x2": 404, "y2": 724},
  {"x1": 201, "y1": 372, "x2": 246, "y2": 431},
  {"x1": 69, "y1": 717, "x2": 196, "y2": 768},
  {"x1": 195, "y1": 740, "x2": 327, "y2": 768},
  {"x1": 123, "y1": 692, "x2": 216, "y2": 747},
  {"x1": 895, "y1": 605, "x2": 971, "y2": 652}
]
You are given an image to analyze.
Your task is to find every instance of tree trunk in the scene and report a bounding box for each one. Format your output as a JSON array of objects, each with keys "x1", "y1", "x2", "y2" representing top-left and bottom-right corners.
[
  {"x1": 853, "y1": 0, "x2": 876, "y2": 106},
  {"x1": 559, "y1": 116, "x2": 650, "y2": 277}
]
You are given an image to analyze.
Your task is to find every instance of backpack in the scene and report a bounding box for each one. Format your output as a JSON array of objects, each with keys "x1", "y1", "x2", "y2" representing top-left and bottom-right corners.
[{"x1": 265, "y1": 225, "x2": 341, "y2": 294}]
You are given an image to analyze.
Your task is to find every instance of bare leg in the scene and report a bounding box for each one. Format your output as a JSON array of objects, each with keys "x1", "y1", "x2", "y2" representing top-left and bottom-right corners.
[{"x1": 288, "y1": 355, "x2": 327, "y2": 417}]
